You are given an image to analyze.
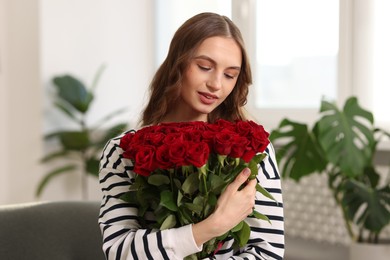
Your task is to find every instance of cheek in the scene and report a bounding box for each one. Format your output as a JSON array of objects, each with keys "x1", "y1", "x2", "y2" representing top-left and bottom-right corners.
[
  {"x1": 224, "y1": 82, "x2": 237, "y2": 97},
  {"x1": 182, "y1": 68, "x2": 197, "y2": 87}
]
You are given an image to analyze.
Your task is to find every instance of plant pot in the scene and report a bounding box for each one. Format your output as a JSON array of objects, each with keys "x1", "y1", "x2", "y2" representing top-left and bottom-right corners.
[{"x1": 349, "y1": 242, "x2": 390, "y2": 260}]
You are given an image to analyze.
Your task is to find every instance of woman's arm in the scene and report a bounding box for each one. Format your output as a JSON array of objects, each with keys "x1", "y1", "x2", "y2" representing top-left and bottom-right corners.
[
  {"x1": 192, "y1": 168, "x2": 257, "y2": 247},
  {"x1": 98, "y1": 135, "x2": 202, "y2": 260},
  {"x1": 214, "y1": 143, "x2": 285, "y2": 260}
]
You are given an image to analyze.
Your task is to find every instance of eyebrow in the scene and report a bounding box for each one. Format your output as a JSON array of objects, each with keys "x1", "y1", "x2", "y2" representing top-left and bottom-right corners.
[{"x1": 194, "y1": 55, "x2": 241, "y2": 71}]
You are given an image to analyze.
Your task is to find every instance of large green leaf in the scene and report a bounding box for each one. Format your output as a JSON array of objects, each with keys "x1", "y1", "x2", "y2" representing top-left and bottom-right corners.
[
  {"x1": 58, "y1": 131, "x2": 90, "y2": 151},
  {"x1": 317, "y1": 97, "x2": 375, "y2": 177},
  {"x1": 342, "y1": 178, "x2": 390, "y2": 233},
  {"x1": 53, "y1": 101, "x2": 81, "y2": 124},
  {"x1": 53, "y1": 75, "x2": 93, "y2": 113},
  {"x1": 270, "y1": 118, "x2": 327, "y2": 180},
  {"x1": 86, "y1": 157, "x2": 100, "y2": 176}
]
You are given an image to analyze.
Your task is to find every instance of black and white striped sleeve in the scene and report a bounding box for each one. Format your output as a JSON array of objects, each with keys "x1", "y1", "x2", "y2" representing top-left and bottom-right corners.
[{"x1": 98, "y1": 136, "x2": 202, "y2": 260}]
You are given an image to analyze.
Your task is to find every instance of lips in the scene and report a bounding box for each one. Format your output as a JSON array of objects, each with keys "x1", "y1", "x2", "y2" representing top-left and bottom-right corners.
[{"x1": 198, "y1": 92, "x2": 218, "y2": 105}]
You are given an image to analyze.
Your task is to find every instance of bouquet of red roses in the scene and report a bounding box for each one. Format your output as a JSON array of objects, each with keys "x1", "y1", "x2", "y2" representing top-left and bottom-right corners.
[{"x1": 119, "y1": 119, "x2": 275, "y2": 259}]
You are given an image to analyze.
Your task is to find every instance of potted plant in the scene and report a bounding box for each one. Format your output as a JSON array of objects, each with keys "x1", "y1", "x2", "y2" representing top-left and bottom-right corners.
[
  {"x1": 39, "y1": 66, "x2": 128, "y2": 199},
  {"x1": 269, "y1": 96, "x2": 390, "y2": 259}
]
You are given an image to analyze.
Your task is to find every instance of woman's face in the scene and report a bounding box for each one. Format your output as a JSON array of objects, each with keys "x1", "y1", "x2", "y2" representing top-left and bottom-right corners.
[{"x1": 170, "y1": 36, "x2": 242, "y2": 122}]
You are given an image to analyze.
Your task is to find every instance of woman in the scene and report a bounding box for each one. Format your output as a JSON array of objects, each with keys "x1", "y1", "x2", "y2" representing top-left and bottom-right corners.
[{"x1": 99, "y1": 12, "x2": 284, "y2": 259}]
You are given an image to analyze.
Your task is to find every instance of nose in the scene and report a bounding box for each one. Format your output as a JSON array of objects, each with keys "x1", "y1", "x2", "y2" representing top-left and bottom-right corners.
[{"x1": 206, "y1": 73, "x2": 222, "y2": 90}]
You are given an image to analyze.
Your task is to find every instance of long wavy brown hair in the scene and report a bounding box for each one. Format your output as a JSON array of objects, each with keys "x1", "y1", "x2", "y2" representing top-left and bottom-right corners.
[{"x1": 140, "y1": 12, "x2": 252, "y2": 126}]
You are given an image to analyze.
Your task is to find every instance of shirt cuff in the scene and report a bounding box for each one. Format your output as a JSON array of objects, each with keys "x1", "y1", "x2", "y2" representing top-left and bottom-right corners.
[{"x1": 165, "y1": 224, "x2": 203, "y2": 258}]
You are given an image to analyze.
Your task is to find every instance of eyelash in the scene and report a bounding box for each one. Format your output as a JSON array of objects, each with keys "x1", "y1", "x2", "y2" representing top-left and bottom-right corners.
[
  {"x1": 198, "y1": 65, "x2": 211, "y2": 71},
  {"x1": 198, "y1": 65, "x2": 235, "y2": 79}
]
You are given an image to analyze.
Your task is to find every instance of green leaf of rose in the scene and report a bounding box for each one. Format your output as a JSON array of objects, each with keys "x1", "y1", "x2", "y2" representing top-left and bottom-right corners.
[
  {"x1": 248, "y1": 153, "x2": 267, "y2": 179},
  {"x1": 217, "y1": 231, "x2": 229, "y2": 241},
  {"x1": 231, "y1": 221, "x2": 244, "y2": 232},
  {"x1": 160, "y1": 190, "x2": 178, "y2": 211},
  {"x1": 177, "y1": 190, "x2": 183, "y2": 205},
  {"x1": 237, "y1": 221, "x2": 251, "y2": 247},
  {"x1": 160, "y1": 214, "x2": 176, "y2": 230},
  {"x1": 182, "y1": 172, "x2": 199, "y2": 195},
  {"x1": 178, "y1": 207, "x2": 193, "y2": 225},
  {"x1": 154, "y1": 207, "x2": 170, "y2": 225},
  {"x1": 222, "y1": 164, "x2": 247, "y2": 184},
  {"x1": 173, "y1": 178, "x2": 182, "y2": 189},
  {"x1": 119, "y1": 191, "x2": 138, "y2": 204},
  {"x1": 252, "y1": 210, "x2": 271, "y2": 224},
  {"x1": 210, "y1": 174, "x2": 225, "y2": 193},
  {"x1": 184, "y1": 202, "x2": 203, "y2": 215},
  {"x1": 207, "y1": 193, "x2": 217, "y2": 207},
  {"x1": 256, "y1": 183, "x2": 276, "y2": 202},
  {"x1": 148, "y1": 174, "x2": 170, "y2": 186}
]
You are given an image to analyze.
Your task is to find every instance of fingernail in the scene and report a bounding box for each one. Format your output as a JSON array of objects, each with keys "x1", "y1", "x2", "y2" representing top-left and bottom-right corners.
[{"x1": 243, "y1": 168, "x2": 250, "y2": 176}]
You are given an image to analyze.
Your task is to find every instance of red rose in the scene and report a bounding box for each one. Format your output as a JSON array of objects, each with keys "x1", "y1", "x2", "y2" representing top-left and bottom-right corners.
[
  {"x1": 177, "y1": 121, "x2": 207, "y2": 131},
  {"x1": 229, "y1": 136, "x2": 249, "y2": 158},
  {"x1": 163, "y1": 132, "x2": 185, "y2": 145},
  {"x1": 201, "y1": 130, "x2": 216, "y2": 152},
  {"x1": 168, "y1": 141, "x2": 188, "y2": 166},
  {"x1": 250, "y1": 127, "x2": 270, "y2": 152},
  {"x1": 130, "y1": 131, "x2": 147, "y2": 147},
  {"x1": 123, "y1": 145, "x2": 138, "y2": 161},
  {"x1": 133, "y1": 145, "x2": 155, "y2": 176},
  {"x1": 156, "y1": 124, "x2": 180, "y2": 134},
  {"x1": 120, "y1": 131, "x2": 136, "y2": 150},
  {"x1": 145, "y1": 132, "x2": 165, "y2": 146},
  {"x1": 204, "y1": 122, "x2": 220, "y2": 132},
  {"x1": 184, "y1": 129, "x2": 203, "y2": 142},
  {"x1": 242, "y1": 148, "x2": 257, "y2": 163},
  {"x1": 155, "y1": 144, "x2": 174, "y2": 169},
  {"x1": 186, "y1": 141, "x2": 210, "y2": 168},
  {"x1": 214, "y1": 130, "x2": 237, "y2": 156},
  {"x1": 235, "y1": 120, "x2": 252, "y2": 137}
]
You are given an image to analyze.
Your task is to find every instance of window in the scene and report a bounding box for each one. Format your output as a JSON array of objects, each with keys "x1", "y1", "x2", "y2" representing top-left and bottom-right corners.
[
  {"x1": 254, "y1": 0, "x2": 339, "y2": 109},
  {"x1": 373, "y1": 0, "x2": 390, "y2": 125},
  {"x1": 155, "y1": 0, "x2": 231, "y2": 67},
  {"x1": 154, "y1": 0, "x2": 390, "y2": 133}
]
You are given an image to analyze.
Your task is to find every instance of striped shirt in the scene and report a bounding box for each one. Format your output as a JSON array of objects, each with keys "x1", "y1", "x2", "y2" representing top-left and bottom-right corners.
[{"x1": 98, "y1": 132, "x2": 285, "y2": 260}]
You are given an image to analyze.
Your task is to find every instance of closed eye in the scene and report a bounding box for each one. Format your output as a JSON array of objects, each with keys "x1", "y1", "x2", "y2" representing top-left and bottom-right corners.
[
  {"x1": 224, "y1": 73, "x2": 235, "y2": 79},
  {"x1": 198, "y1": 65, "x2": 211, "y2": 71}
]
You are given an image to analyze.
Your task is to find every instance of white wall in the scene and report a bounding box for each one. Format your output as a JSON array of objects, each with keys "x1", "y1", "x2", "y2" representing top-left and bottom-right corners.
[
  {"x1": 0, "y1": 0, "x2": 154, "y2": 204},
  {"x1": 0, "y1": 0, "x2": 42, "y2": 205},
  {"x1": 0, "y1": 0, "x2": 9, "y2": 203}
]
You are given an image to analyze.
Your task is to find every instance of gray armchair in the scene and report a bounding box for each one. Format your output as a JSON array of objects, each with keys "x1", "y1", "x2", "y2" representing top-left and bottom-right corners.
[{"x1": 0, "y1": 201, "x2": 105, "y2": 260}]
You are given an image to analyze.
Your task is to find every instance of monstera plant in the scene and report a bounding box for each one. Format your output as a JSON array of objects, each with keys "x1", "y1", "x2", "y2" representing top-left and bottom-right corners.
[
  {"x1": 270, "y1": 97, "x2": 390, "y2": 244},
  {"x1": 38, "y1": 66, "x2": 128, "y2": 198}
]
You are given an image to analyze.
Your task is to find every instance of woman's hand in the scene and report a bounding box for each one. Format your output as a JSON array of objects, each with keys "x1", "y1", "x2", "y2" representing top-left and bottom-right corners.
[{"x1": 192, "y1": 168, "x2": 256, "y2": 247}]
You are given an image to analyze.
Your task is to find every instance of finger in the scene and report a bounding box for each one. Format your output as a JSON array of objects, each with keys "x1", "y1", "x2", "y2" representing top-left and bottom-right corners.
[
  {"x1": 244, "y1": 178, "x2": 257, "y2": 189},
  {"x1": 230, "y1": 168, "x2": 250, "y2": 190},
  {"x1": 241, "y1": 179, "x2": 257, "y2": 196}
]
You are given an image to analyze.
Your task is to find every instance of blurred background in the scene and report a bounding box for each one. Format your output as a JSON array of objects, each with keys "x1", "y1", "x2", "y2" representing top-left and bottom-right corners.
[{"x1": 1, "y1": 0, "x2": 389, "y2": 259}]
